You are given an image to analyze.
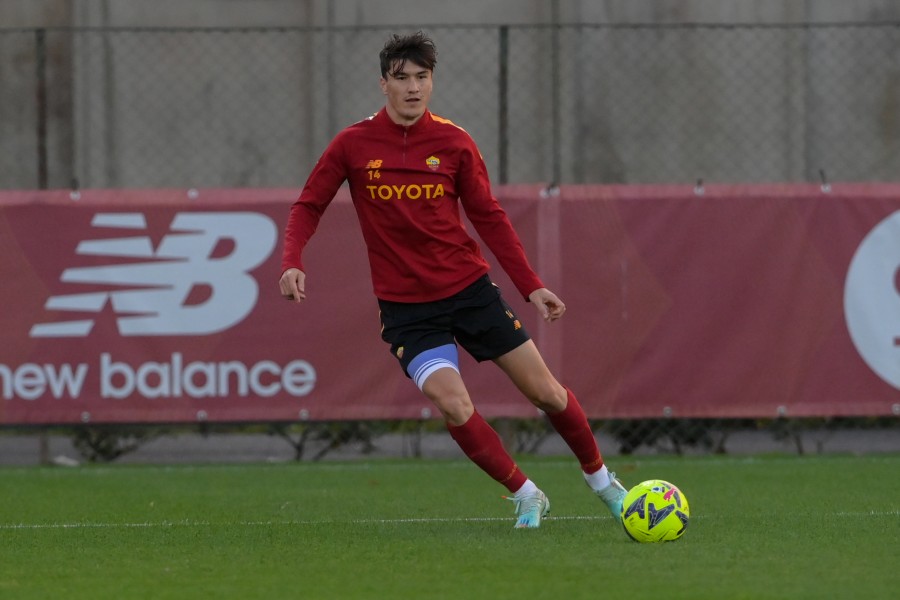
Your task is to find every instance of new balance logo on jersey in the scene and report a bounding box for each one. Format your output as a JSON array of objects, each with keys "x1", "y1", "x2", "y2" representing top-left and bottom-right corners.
[{"x1": 30, "y1": 212, "x2": 277, "y2": 337}]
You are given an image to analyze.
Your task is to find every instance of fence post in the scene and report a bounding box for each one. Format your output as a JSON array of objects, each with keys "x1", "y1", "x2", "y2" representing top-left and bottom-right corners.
[
  {"x1": 326, "y1": 3, "x2": 336, "y2": 137},
  {"x1": 498, "y1": 25, "x2": 509, "y2": 185},
  {"x1": 34, "y1": 28, "x2": 51, "y2": 465},
  {"x1": 550, "y1": 2, "x2": 561, "y2": 185},
  {"x1": 35, "y1": 28, "x2": 49, "y2": 190}
]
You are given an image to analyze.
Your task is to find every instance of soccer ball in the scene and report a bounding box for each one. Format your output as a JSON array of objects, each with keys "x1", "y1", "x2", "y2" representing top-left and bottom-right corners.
[{"x1": 621, "y1": 479, "x2": 690, "y2": 543}]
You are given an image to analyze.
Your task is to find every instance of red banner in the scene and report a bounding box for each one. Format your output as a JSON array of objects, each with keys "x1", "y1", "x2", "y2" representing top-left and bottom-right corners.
[{"x1": 1, "y1": 184, "x2": 898, "y2": 424}]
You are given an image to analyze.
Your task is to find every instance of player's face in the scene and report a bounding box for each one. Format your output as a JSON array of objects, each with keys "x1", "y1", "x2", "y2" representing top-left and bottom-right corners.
[{"x1": 380, "y1": 60, "x2": 433, "y2": 126}]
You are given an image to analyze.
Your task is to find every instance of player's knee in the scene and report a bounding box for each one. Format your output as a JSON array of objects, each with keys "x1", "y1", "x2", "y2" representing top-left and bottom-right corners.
[
  {"x1": 526, "y1": 380, "x2": 567, "y2": 413},
  {"x1": 432, "y1": 391, "x2": 474, "y2": 425},
  {"x1": 423, "y1": 378, "x2": 473, "y2": 424},
  {"x1": 411, "y1": 345, "x2": 473, "y2": 425}
]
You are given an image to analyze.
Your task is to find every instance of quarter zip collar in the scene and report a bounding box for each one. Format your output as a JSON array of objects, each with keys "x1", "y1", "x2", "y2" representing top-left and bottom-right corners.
[{"x1": 376, "y1": 107, "x2": 432, "y2": 135}]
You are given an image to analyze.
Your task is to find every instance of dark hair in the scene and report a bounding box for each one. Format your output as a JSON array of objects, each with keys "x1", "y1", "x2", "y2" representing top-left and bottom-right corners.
[{"x1": 379, "y1": 32, "x2": 437, "y2": 78}]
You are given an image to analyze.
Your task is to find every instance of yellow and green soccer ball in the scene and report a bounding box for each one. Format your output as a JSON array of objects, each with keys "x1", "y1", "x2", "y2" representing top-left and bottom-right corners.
[{"x1": 621, "y1": 479, "x2": 690, "y2": 543}]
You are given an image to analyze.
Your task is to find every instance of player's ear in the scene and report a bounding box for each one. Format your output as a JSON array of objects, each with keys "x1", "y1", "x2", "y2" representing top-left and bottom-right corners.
[{"x1": 379, "y1": 77, "x2": 388, "y2": 95}]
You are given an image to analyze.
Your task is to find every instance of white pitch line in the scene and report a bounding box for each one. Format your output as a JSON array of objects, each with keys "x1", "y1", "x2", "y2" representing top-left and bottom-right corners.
[
  {"x1": 0, "y1": 515, "x2": 608, "y2": 531},
  {"x1": 1, "y1": 510, "x2": 896, "y2": 532}
]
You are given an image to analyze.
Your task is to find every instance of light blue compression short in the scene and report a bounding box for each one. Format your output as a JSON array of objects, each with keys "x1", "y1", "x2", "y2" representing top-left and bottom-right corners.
[{"x1": 406, "y1": 343, "x2": 460, "y2": 390}]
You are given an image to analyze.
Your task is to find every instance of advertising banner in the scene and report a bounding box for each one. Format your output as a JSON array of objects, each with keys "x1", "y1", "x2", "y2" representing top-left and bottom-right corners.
[{"x1": 1, "y1": 184, "x2": 897, "y2": 424}]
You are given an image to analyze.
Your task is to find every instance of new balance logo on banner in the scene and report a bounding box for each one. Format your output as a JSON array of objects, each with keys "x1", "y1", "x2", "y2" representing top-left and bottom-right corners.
[{"x1": 31, "y1": 212, "x2": 277, "y2": 337}]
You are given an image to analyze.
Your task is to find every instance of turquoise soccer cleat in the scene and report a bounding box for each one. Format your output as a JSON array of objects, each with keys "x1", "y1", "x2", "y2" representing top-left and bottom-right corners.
[
  {"x1": 595, "y1": 472, "x2": 628, "y2": 523},
  {"x1": 506, "y1": 489, "x2": 550, "y2": 529}
]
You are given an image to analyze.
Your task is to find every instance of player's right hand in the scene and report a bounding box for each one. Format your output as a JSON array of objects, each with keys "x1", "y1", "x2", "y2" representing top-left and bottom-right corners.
[{"x1": 279, "y1": 268, "x2": 306, "y2": 303}]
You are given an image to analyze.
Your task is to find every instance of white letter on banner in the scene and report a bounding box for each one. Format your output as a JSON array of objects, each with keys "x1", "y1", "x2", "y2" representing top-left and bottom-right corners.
[
  {"x1": 100, "y1": 353, "x2": 135, "y2": 399},
  {"x1": 282, "y1": 360, "x2": 316, "y2": 396},
  {"x1": 845, "y1": 210, "x2": 900, "y2": 390},
  {"x1": 13, "y1": 364, "x2": 45, "y2": 400}
]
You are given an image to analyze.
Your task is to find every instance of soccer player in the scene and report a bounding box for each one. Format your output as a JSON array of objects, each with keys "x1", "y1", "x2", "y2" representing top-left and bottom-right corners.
[{"x1": 279, "y1": 32, "x2": 626, "y2": 528}]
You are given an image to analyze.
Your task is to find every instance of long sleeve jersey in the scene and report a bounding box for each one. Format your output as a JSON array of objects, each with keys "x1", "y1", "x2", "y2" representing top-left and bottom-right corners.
[{"x1": 281, "y1": 108, "x2": 544, "y2": 303}]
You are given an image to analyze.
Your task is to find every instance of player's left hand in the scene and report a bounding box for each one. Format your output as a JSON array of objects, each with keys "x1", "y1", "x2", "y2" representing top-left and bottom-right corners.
[
  {"x1": 528, "y1": 288, "x2": 566, "y2": 322},
  {"x1": 279, "y1": 268, "x2": 307, "y2": 303}
]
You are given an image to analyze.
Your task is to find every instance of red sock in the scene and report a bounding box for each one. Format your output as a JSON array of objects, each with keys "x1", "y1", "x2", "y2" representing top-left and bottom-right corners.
[
  {"x1": 546, "y1": 387, "x2": 604, "y2": 474},
  {"x1": 447, "y1": 411, "x2": 527, "y2": 493}
]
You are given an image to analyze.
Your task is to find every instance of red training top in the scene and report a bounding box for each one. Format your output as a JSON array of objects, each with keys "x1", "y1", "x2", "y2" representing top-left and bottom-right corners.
[{"x1": 281, "y1": 108, "x2": 544, "y2": 303}]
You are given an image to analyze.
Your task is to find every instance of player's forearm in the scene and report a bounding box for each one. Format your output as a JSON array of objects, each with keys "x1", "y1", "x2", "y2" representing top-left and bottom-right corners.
[
  {"x1": 280, "y1": 200, "x2": 323, "y2": 272},
  {"x1": 475, "y1": 217, "x2": 544, "y2": 299}
]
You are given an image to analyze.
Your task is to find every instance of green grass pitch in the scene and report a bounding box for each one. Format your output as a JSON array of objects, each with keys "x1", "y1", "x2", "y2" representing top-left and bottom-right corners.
[{"x1": 1, "y1": 454, "x2": 898, "y2": 599}]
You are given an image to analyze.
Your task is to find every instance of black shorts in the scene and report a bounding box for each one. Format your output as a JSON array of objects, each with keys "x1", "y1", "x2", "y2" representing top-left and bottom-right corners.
[{"x1": 378, "y1": 275, "x2": 532, "y2": 376}]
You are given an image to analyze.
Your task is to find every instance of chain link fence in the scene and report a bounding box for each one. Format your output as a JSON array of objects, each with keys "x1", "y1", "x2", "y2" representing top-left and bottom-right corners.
[
  {"x1": 2, "y1": 23, "x2": 898, "y2": 459},
  {"x1": 3, "y1": 23, "x2": 900, "y2": 190}
]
